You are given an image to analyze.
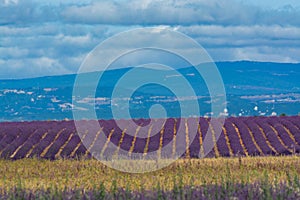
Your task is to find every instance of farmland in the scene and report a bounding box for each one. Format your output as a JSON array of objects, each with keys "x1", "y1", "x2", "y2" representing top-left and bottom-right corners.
[
  {"x1": 0, "y1": 116, "x2": 299, "y2": 159},
  {"x1": 1, "y1": 116, "x2": 300, "y2": 199}
]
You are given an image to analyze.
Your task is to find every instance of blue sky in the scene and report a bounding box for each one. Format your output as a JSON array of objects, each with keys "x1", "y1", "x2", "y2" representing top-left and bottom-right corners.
[{"x1": 0, "y1": 0, "x2": 300, "y2": 79}]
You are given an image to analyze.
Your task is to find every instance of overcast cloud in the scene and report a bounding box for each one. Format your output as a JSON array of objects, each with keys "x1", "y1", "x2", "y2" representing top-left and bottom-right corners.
[{"x1": 0, "y1": 0, "x2": 299, "y2": 79}]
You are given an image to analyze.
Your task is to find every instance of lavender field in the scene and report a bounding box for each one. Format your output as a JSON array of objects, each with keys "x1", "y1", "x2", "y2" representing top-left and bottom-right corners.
[{"x1": 0, "y1": 116, "x2": 299, "y2": 160}]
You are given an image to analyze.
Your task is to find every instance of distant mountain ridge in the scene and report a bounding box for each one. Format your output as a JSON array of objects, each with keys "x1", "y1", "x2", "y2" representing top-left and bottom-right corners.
[
  {"x1": 6, "y1": 60, "x2": 299, "y2": 94},
  {"x1": 0, "y1": 61, "x2": 299, "y2": 121}
]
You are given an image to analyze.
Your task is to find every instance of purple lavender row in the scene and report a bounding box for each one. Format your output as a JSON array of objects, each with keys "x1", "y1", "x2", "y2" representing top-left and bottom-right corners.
[
  {"x1": 27, "y1": 124, "x2": 72, "y2": 158},
  {"x1": 224, "y1": 120, "x2": 244, "y2": 156},
  {"x1": 1, "y1": 116, "x2": 300, "y2": 159},
  {"x1": 230, "y1": 117, "x2": 261, "y2": 156},
  {"x1": 216, "y1": 128, "x2": 230, "y2": 157},
  {"x1": 278, "y1": 118, "x2": 300, "y2": 145},
  {"x1": 0, "y1": 127, "x2": 20, "y2": 157},
  {"x1": 187, "y1": 118, "x2": 201, "y2": 158},
  {"x1": 266, "y1": 117, "x2": 299, "y2": 152},
  {"x1": 160, "y1": 118, "x2": 176, "y2": 157},
  {"x1": 254, "y1": 118, "x2": 289, "y2": 154},
  {"x1": 244, "y1": 118, "x2": 275, "y2": 155},
  {"x1": 198, "y1": 118, "x2": 215, "y2": 157},
  {"x1": 287, "y1": 116, "x2": 300, "y2": 130},
  {"x1": 13, "y1": 127, "x2": 48, "y2": 159},
  {"x1": 0, "y1": 125, "x2": 32, "y2": 158}
]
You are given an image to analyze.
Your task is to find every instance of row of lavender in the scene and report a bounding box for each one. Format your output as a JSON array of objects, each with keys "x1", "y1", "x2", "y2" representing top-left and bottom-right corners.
[{"x1": 0, "y1": 116, "x2": 299, "y2": 159}]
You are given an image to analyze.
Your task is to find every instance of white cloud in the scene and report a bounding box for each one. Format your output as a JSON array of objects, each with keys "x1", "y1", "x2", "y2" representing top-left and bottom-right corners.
[
  {"x1": 206, "y1": 46, "x2": 300, "y2": 63},
  {"x1": 0, "y1": 0, "x2": 299, "y2": 78},
  {"x1": 3, "y1": 0, "x2": 18, "y2": 6},
  {"x1": 61, "y1": 0, "x2": 300, "y2": 26},
  {"x1": 0, "y1": 57, "x2": 72, "y2": 79},
  {"x1": 175, "y1": 25, "x2": 300, "y2": 41},
  {"x1": 0, "y1": 47, "x2": 29, "y2": 58},
  {"x1": 55, "y1": 34, "x2": 92, "y2": 46}
]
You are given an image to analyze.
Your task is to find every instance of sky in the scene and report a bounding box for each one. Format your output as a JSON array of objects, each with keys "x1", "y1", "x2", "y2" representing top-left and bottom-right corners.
[{"x1": 0, "y1": 0, "x2": 300, "y2": 79}]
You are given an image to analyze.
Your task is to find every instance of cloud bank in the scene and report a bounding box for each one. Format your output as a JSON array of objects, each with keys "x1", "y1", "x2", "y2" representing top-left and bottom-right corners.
[{"x1": 0, "y1": 0, "x2": 299, "y2": 79}]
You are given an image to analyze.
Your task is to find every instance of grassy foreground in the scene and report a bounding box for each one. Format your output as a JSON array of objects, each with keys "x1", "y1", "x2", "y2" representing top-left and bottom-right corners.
[{"x1": 0, "y1": 156, "x2": 300, "y2": 199}]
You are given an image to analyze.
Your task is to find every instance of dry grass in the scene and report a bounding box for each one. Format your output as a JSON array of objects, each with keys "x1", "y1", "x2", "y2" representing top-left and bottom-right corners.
[{"x1": 0, "y1": 156, "x2": 299, "y2": 192}]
